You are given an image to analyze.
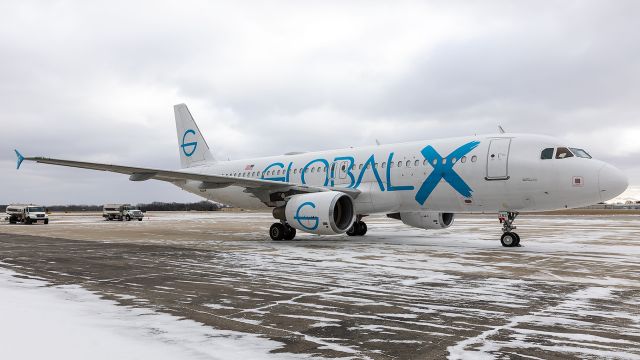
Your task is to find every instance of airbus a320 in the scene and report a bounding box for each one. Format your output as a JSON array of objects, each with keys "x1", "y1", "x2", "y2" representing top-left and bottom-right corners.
[{"x1": 15, "y1": 104, "x2": 628, "y2": 247}]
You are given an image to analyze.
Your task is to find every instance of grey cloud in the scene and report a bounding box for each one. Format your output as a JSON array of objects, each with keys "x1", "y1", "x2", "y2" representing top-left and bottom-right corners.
[{"x1": 1, "y1": 0, "x2": 639, "y2": 204}]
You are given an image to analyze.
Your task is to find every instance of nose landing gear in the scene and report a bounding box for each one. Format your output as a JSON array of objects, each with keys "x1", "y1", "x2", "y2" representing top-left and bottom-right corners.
[{"x1": 499, "y1": 211, "x2": 520, "y2": 247}]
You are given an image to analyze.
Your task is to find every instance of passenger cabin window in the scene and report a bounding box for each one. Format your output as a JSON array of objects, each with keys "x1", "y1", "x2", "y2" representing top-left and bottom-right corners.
[
  {"x1": 556, "y1": 147, "x2": 574, "y2": 159},
  {"x1": 540, "y1": 148, "x2": 554, "y2": 160},
  {"x1": 570, "y1": 148, "x2": 592, "y2": 159}
]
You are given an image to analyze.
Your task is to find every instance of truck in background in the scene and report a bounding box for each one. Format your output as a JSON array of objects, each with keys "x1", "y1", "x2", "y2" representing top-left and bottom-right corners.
[
  {"x1": 6, "y1": 204, "x2": 49, "y2": 224},
  {"x1": 103, "y1": 204, "x2": 144, "y2": 221}
]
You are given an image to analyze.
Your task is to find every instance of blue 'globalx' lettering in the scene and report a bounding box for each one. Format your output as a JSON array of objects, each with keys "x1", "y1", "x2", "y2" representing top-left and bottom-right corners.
[
  {"x1": 302, "y1": 159, "x2": 330, "y2": 186},
  {"x1": 181, "y1": 129, "x2": 198, "y2": 157},
  {"x1": 386, "y1": 152, "x2": 414, "y2": 192},
  {"x1": 294, "y1": 202, "x2": 319, "y2": 230},
  {"x1": 415, "y1": 141, "x2": 480, "y2": 205},
  {"x1": 260, "y1": 141, "x2": 479, "y2": 206}
]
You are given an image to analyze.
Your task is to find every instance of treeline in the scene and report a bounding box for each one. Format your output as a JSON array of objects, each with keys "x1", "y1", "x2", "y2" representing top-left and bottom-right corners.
[
  {"x1": 137, "y1": 201, "x2": 225, "y2": 212},
  {"x1": 1, "y1": 201, "x2": 226, "y2": 212}
]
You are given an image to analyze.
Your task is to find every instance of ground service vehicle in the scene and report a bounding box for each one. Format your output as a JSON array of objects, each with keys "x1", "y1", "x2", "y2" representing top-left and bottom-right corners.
[
  {"x1": 103, "y1": 204, "x2": 144, "y2": 221},
  {"x1": 6, "y1": 204, "x2": 49, "y2": 224}
]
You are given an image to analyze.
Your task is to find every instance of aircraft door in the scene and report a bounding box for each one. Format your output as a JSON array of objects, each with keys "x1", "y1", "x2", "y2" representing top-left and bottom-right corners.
[
  {"x1": 486, "y1": 138, "x2": 511, "y2": 180},
  {"x1": 333, "y1": 160, "x2": 350, "y2": 185}
]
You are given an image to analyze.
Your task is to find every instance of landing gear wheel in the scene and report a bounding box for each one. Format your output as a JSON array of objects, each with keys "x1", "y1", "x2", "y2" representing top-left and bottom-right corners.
[
  {"x1": 501, "y1": 232, "x2": 518, "y2": 247},
  {"x1": 347, "y1": 221, "x2": 367, "y2": 236},
  {"x1": 270, "y1": 223, "x2": 286, "y2": 241},
  {"x1": 358, "y1": 222, "x2": 367, "y2": 236},
  {"x1": 513, "y1": 233, "x2": 520, "y2": 247},
  {"x1": 283, "y1": 225, "x2": 296, "y2": 240},
  {"x1": 346, "y1": 222, "x2": 360, "y2": 236}
]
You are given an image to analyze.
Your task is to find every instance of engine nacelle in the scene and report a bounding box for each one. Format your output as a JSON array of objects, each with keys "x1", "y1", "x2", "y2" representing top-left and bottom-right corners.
[
  {"x1": 283, "y1": 191, "x2": 355, "y2": 235},
  {"x1": 387, "y1": 212, "x2": 455, "y2": 230}
]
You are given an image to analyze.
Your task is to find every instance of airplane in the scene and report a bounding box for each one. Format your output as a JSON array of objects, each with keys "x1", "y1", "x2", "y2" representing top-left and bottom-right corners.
[{"x1": 15, "y1": 104, "x2": 628, "y2": 247}]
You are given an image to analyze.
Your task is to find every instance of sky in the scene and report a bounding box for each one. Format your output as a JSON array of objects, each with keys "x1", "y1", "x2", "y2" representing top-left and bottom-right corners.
[{"x1": 1, "y1": 0, "x2": 639, "y2": 205}]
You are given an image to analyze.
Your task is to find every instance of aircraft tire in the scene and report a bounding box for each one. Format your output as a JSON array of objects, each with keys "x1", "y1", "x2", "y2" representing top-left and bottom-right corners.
[
  {"x1": 346, "y1": 223, "x2": 359, "y2": 236},
  {"x1": 270, "y1": 223, "x2": 286, "y2": 241},
  {"x1": 500, "y1": 232, "x2": 518, "y2": 247},
  {"x1": 284, "y1": 225, "x2": 296, "y2": 240},
  {"x1": 357, "y1": 222, "x2": 367, "y2": 236}
]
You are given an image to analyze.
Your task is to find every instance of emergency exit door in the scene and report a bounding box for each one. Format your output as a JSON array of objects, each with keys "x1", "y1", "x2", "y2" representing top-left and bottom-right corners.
[
  {"x1": 486, "y1": 138, "x2": 511, "y2": 180},
  {"x1": 332, "y1": 160, "x2": 350, "y2": 185}
]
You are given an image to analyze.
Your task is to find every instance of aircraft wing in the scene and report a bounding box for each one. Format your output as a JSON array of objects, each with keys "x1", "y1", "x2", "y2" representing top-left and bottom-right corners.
[{"x1": 15, "y1": 151, "x2": 360, "y2": 204}]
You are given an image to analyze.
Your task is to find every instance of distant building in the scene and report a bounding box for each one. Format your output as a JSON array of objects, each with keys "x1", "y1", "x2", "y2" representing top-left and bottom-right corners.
[{"x1": 583, "y1": 202, "x2": 640, "y2": 210}]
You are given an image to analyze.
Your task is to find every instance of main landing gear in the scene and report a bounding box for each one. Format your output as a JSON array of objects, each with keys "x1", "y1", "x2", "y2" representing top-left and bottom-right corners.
[
  {"x1": 269, "y1": 222, "x2": 296, "y2": 241},
  {"x1": 346, "y1": 220, "x2": 367, "y2": 237},
  {"x1": 499, "y1": 211, "x2": 520, "y2": 247}
]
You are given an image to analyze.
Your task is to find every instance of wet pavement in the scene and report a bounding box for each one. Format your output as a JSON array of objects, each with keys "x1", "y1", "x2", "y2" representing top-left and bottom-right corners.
[{"x1": 1, "y1": 212, "x2": 639, "y2": 359}]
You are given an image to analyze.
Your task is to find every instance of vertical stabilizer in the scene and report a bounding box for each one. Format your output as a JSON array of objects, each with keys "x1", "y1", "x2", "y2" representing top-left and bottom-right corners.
[{"x1": 174, "y1": 104, "x2": 215, "y2": 168}]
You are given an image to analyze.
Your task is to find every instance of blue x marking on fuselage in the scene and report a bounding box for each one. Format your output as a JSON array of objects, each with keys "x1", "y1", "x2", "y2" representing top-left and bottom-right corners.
[{"x1": 415, "y1": 141, "x2": 480, "y2": 205}]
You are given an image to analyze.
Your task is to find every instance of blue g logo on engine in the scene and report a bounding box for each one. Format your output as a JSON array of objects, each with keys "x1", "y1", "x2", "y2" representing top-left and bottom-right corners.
[
  {"x1": 415, "y1": 141, "x2": 480, "y2": 205},
  {"x1": 181, "y1": 129, "x2": 198, "y2": 157},
  {"x1": 294, "y1": 201, "x2": 319, "y2": 231}
]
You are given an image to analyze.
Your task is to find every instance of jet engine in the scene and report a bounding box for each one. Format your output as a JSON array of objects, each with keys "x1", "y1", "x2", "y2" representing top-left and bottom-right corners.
[
  {"x1": 387, "y1": 212, "x2": 455, "y2": 230},
  {"x1": 281, "y1": 191, "x2": 356, "y2": 235}
]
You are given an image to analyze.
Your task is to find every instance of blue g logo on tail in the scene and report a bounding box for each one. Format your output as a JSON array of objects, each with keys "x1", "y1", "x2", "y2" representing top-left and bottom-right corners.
[
  {"x1": 415, "y1": 141, "x2": 480, "y2": 205},
  {"x1": 181, "y1": 129, "x2": 198, "y2": 157},
  {"x1": 294, "y1": 202, "x2": 319, "y2": 230}
]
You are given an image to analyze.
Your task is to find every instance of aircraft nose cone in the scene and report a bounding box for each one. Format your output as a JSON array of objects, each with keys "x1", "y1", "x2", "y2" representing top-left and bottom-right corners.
[{"x1": 598, "y1": 164, "x2": 628, "y2": 202}]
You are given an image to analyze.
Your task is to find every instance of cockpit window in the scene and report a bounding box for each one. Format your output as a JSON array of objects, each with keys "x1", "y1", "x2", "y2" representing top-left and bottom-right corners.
[
  {"x1": 540, "y1": 148, "x2": 554, "y2": 160},
  {"x1": 570, "y1": 148, "x2": 592, "y2": 159},
  {"x1": 555, "y1": 147, "x2": 574, "y2": 159}
]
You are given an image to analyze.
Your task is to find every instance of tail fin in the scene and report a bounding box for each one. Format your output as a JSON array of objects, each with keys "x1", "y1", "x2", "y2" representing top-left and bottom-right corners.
[{"x1": 174, "y1": 104, "x2": 215, "y2": 168}]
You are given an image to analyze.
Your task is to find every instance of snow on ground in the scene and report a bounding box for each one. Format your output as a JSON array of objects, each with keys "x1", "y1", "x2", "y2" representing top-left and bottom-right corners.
[
  {"x1": 1, "y1": 212, "x2": 640, "y2": 358},
  {"x1": 0, "y1": 267, "x2": 305, "y2": 360}
]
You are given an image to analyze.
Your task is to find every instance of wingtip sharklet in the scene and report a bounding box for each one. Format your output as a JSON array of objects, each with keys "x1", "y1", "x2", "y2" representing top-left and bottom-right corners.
[{"x1": 14, "y1": 149, "x2": 25, "y2": 170}]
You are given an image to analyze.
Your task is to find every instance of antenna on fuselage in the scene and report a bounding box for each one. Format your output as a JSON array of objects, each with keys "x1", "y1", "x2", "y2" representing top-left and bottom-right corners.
[{"x1": 498, "y1": 125, "x2": 506, "y2": 134}]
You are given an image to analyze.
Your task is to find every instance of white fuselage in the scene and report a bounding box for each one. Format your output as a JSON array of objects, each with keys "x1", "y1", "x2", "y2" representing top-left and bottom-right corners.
[{"x1": 176, "y1": 133, "x2": 627, "y2": 215}]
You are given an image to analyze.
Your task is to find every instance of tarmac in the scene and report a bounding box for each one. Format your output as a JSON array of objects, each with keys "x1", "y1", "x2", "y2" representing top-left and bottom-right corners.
[{"x1": 0, "y1": 212, "x2": 639, "y2": 359}]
